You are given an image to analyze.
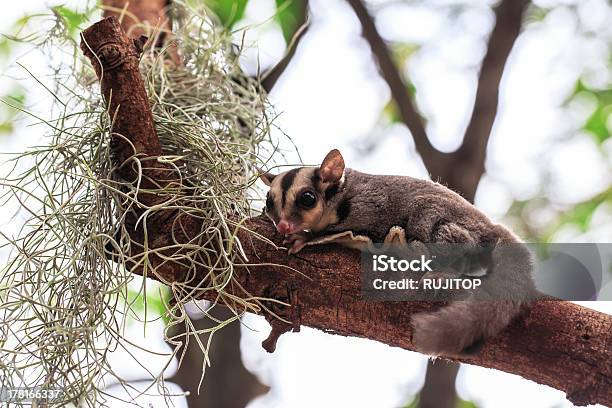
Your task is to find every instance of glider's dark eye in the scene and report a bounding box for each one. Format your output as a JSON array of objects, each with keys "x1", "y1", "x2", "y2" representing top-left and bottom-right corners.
[
  {"x1": 266, "y1": 194, "x2": 273, "y2": 210},
  {"x1": 299, "y1": 191, "x2": 316, "y2": 208}
]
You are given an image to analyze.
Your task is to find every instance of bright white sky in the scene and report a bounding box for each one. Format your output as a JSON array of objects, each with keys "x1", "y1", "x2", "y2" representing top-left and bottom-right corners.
[{"x1": 0, "y1": 0, "x2": 610, "y2": 407}]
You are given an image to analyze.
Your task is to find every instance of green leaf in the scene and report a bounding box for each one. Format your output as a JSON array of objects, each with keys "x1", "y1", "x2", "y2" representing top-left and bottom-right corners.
[
  {"x1": 204, "y1": 0, "x2": 248, "y2": 29},
  {"x1": 383, "y1": 100, "x2": 400, "y2": 123},
  {"x1": 563, "y1": 199, "x2": 601, "y2": 232},
  {"x1": 525, "y1": 5, "x2": 550, "y2": 23},
  {"x1": 275, "y1": 0, "x2": 307, "y2": 44},
  {"x1": 7, "y1": 88, "x2": 26, "y2": 106},
  {"x1": 551, "y1": 187, "x2": 612, "y2": 236},
  {"x1": 52, "y1": 6, "x2": 90, "y2": 37}
]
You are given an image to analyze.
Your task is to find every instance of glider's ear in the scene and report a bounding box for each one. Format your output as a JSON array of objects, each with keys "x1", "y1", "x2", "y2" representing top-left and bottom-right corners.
[
  {"x1": 259, "y1": 171, "x2": 277, "y2": 187},
  {"x1": 319, "y1": 149, "x2": 345, "y2": 183}
]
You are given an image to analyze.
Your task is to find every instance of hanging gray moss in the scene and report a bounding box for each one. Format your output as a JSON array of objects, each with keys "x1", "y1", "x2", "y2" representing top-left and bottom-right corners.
[{"x1": 0, "y1": 2, "x2": 286, "y2": 406}]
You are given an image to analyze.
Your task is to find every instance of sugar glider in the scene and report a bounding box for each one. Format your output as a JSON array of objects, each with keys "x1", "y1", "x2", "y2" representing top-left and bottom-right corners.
[{"x1": 260, "y1": 149, "x2": 535, "y2": 356}]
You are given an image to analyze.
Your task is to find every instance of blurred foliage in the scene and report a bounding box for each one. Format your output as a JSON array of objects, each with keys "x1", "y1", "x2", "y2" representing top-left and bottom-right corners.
[
  {"x1": 0, "y1": 37, "x2": 11, "y2": 59},
  {"x1": 203, "y1": 0, "x2": 248, "y2": 29},
  {"x1": 201, "y1": 0, "x2": 307, "y2": 45},
  {"x1": 0, "y1": 3, "x2": 97, "y2": 138},
  {"x1": 382, "y1": 80, "x2": 417, "y2": 124},
  {"x1": 127, "y1": 286, "x2": 172, "y2": 325},
  {"x1": 391, "y1": 42, "x2": 419, "y2": 73},
  {"x1": 275, "y1": 0, "x2": 307, "y2": 44},
  {"x1": 524, "y1": 4, "x2": 551, "y2": 24},
  {"x1": 508, "y1": 187, "x2": 612, "y2": 242},
  {"x1": 358, "y1": 0, "x2": 612, "y2": 246},
  {"x1": 0, "y1": 87, "x2": 25, "y2": 134},
  {"x1": 52, "y1": 5, "x2": 92, "y2": 37},
  {"x1": 510, "y1": 72, "x2": 612, "y2": 242},
  {"x1": 379, "y1": 43, "x2": 419, "y2": 125},
  {"x1": 568, "y1": 80, "x2": 612, "y2": 145},
  {"x1": 557, "y1": 188, "x2": 612, "y2": 232},
  {"x1": 457, "y1": 400, "x2": 479, "y2": 408}
]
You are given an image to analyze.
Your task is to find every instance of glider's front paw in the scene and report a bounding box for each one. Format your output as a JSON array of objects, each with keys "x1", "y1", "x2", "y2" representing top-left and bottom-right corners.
[{"x1": 283, "y1": 234, "x2": 307, "y2": 254}]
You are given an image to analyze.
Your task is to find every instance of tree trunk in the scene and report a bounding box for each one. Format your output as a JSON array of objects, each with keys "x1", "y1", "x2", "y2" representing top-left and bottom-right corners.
[
  {"x1": 418, "y1": 361, "x2": 460, "y2": 408},
  {"x1": 167, "y1": 306, "x2": 269, "y2": 408}
]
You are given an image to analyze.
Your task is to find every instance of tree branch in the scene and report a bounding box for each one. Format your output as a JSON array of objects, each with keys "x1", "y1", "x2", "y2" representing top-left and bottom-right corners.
[
  {"x1": 155, "y1": 216, "x2": 612, "y2": 407},
  {"x1": 261, "y1": 14, "x2": 310, "y2": 93},
  {"x1": 81, "y1": 17, "x2": 612, "y2": 407},
  {"x1": 88, "y1": 5, "x2": 267, "y2": 405},
  {"x1": 452, "y1": 0, "x2": 529, "y2": 200},
  {"x1": 345, "y1": 0, "x2": 529, "y2": 202},
  {"x1": 345, "y1": 0, "x2": 443, "y2": 175}
]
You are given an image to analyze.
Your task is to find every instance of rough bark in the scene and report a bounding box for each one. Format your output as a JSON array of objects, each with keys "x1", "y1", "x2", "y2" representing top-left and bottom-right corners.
[{"x1": 80, "y1": 16, "x2": 612, "y2": 408}]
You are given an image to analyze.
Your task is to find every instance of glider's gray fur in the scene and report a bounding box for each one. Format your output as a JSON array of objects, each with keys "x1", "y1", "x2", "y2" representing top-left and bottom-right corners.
[{"x1": 262, "y1": 150, "x2": 536, "y2": 355}]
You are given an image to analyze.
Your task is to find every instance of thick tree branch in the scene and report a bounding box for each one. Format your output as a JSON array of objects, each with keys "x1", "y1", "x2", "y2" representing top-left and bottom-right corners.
[
  {"x1": 81, "y1": 17, "x2": 612, "y2": 407},
  {"x1": 151, "y1": 216, "x2": 612, "y2": 407},
  {"x1": 87, "y1": 7, "x2": 264, "y2": 407}
]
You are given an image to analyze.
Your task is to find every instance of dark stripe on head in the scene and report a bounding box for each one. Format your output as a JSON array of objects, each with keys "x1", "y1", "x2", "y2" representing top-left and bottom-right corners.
[
  {"x1": 337, "y1": 199, "x2": 351, "y2": 222},
  {"x1": 310, "y1": 170, "x2": 321, "y2": 187},
  {"x1": 324, "y1": 184, "x2": 339, "y2": 201},
  {"x1": 281, "y1": 168, "x2": 299, "y2": 208}
]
